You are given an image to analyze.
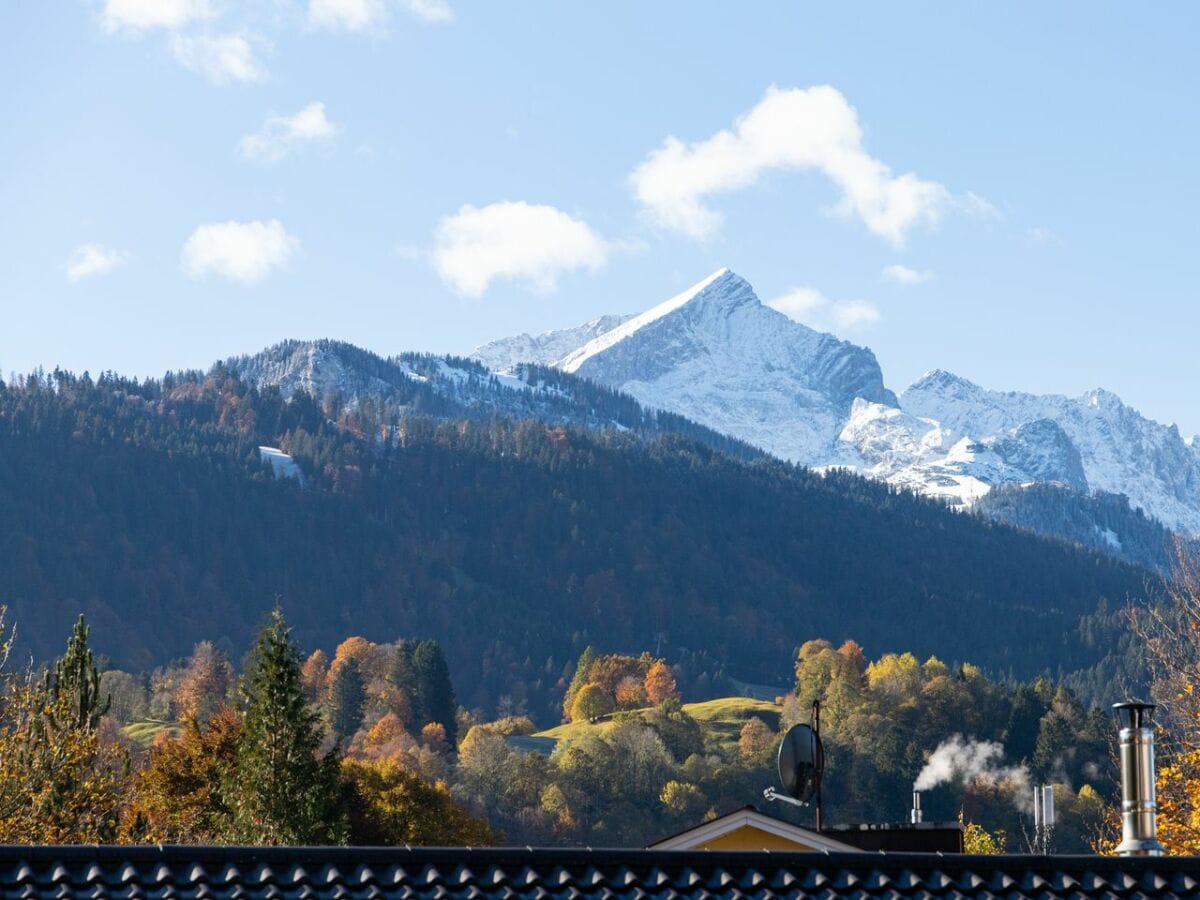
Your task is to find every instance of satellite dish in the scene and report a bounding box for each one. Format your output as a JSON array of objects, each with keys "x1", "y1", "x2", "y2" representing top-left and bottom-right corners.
[{"x1": 777, "y1": 723, "x2": 824, "y2": 803}]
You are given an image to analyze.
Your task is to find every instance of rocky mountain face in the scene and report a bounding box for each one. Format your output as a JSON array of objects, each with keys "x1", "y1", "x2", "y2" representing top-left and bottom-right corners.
[
  {"x1": 220, "y1": 269, "x2": 1199, "y2": 561},
  {"x1": 899, "y1": 372, "x2": 1200, "y2": 534},
  {"x1": 471, "y1": 269, "x2": 1200, "y2": 547},
  {"x1": 225, "y1": 339, "x2": 764, "y2": 462},
  {"x1": 472, "y1": 314, "x2": 634, "y2": 372},
  {"x1": 477, "y1": 269, "x2": 897, "y2": 463}
]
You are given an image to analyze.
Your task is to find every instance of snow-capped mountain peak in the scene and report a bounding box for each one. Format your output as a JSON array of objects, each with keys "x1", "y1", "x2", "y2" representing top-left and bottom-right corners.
[
  {"x1": 559, "y1": 268, "x2": 741, "y2": 373},
  {"x1": 473, "y1": 267, "x2": 897, "y2": 463},
  {"x1": 470, "y1": 268, "x2": 1200, "y2": 538}
]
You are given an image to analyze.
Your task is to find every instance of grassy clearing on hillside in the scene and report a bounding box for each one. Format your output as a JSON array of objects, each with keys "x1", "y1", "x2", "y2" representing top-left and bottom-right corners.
[
  {"x1": 684, "y1": 697, "x2": 781, "y2": 751},
  {"x1": 532, "y1": 697, "x2": 781, "y2": 753},
  {"x1": 123, "y1": 719, "x2": 180, "y2": 747}
]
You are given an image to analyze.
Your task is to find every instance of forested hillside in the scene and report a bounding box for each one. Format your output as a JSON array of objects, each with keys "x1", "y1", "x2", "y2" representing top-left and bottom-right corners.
[
  {"x1": 0, "y1": 368, "x2": 1157, "y2": 721},
  {"x1": 975, "y1": 483, "x2": 1189, "y2": 574}
]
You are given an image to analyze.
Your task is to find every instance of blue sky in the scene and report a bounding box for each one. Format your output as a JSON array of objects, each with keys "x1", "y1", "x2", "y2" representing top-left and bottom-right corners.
[{"x1": 2, "y1": 3, "x2": 1198, "y2": 433}]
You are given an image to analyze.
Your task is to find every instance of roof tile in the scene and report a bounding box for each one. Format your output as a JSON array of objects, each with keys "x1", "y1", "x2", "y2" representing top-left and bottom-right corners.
[{"x1": 0, "y1": 846, "x2": 1196, "y2": 900}]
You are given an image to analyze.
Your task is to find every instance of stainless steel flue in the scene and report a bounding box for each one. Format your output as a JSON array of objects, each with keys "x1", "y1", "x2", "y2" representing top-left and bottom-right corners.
[
  {"x1": 910, "y1": 790, "x2": 922, "y2": 824},
  {"x1": 1113, "y1": 701, "x2": 1164, "y2": 857}
]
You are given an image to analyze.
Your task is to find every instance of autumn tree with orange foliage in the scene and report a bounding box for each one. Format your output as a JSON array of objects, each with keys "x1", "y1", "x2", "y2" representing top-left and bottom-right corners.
[
  {"x1": 174, "y1": 641, "x2": 233, "y2": 724},
  {"x1": 123, "y1": 708, "x2": 242, "y2": 842},
  {"x1": 300, "y1": 650, "x2": 329, "y2": 703},
  {"x1": 644, "y1": 661, "x2": 679, "y2": 705},
  {"x1": 615, "y1": 675, "x2": 647, "y2": 709}
]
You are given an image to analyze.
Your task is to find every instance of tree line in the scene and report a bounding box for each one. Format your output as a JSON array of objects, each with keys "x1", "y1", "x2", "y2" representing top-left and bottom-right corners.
[{"x1": 6, "y1": 605, "x2": 1149, "y2": 853}]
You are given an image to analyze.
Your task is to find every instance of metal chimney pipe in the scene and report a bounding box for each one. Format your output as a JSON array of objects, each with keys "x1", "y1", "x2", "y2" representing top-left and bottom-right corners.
[
  {"x1": 910, "y1": 790, "x2": 922, "y2": 824},
  {"x1": 1113, "y1": 701, "x2": 1164, "y2": 857}
]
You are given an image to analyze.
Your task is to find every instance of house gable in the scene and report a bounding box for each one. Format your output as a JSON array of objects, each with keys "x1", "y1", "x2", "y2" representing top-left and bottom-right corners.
[{"x1": 648, "y1": 807, "x2": 860, "y2": 853}]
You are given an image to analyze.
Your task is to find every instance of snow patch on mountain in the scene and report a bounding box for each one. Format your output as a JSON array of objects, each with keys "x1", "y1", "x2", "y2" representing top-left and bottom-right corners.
[{"x1": 259, "y1": 446, "x2": 303, "y2": 483}]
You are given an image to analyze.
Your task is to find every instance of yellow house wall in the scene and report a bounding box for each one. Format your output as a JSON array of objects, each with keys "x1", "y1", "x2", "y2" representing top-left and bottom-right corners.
[{"x1": 694, "y1": 824, "x2": 820, "y2": 851}]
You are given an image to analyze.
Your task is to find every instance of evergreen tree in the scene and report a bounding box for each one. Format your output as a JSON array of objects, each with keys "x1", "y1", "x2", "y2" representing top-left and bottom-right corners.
[
  {"x1": 328, "y1": 658, "x2": 366, "y2": 741},
  {"x1": 50, "y1": 614, "x2": 110, "y2": 731},
  {"x1": 562, "y1": 646, "x2": 597, "y2": 721},
  {"x1": 231, "y1": 607, "x2": 345, "y2": 844},
  {"x1": 388, "y1": 643, "x2": 422, "y2": 734},
  {"x1": 1004, "y1": 684, "x2": 1047, "y2": 763},
  {"x1": 391, "y1": 640, "x2": 419, "y2": 730},
  {"x1": 412, "y1": 640, "x2": 457, "y2": 747}
]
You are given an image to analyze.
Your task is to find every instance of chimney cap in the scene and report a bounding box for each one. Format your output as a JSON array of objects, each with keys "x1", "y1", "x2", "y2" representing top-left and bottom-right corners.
[{"x1": 1113, "y1": 700, "x2": 1157, "y2": 728}]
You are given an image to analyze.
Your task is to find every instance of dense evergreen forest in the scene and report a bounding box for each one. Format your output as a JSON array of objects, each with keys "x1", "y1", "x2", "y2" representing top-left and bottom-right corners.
[{"x1": 0, "y1": 367, "x2": 1158, "y2": 722}]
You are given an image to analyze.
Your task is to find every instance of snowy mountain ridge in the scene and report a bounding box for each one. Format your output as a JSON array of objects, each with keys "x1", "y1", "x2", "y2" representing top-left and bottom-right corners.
[
  {"x1": 476, "y1": 268, "x2": 897, "y2": 463},
  {"x1": 472, "y1": 313, "x2": 634, "y2": 373},
  {"x1": 471, "y1": 269, "x2": 1200, "y2": 537}
]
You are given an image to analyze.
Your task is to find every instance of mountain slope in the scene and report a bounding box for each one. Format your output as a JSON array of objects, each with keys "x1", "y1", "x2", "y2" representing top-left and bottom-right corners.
[
  {"x1": 225, "y1": 339, "x2": 763, "y2": 462},
  {"x1": 472, "y1": 314, "x2": 634, "y2": 372},
  {"x1": 0, "y1": 369, "x2": 1156, "y2": 721},
  {"x1": 900, "y1": 371, "x2": 1200, "y2": 533},
  {"x1": 474, "y1": 270, "x2": 1200, "y2": 540},
  {"x1": 476, "y1": 269, "x2": 897, "y2": 463}
]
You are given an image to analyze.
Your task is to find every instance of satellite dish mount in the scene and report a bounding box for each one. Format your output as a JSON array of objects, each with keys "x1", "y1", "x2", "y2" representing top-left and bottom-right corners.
[{"x1": 763, "y1": 699, "x2": 825, "y2": 831}]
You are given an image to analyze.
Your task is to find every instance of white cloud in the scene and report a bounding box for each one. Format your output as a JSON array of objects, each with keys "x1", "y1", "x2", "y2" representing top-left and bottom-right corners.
[
  {"x1": 65, "y1": 244, "x2": 128, "y2": 282},
  {"x1": 631, "y1": 84, "x2": 971, "y2": 245},
  {"x1": 308, "y1": 0, "x2": 385, "y2": 31},
  {"x1": 239, "y1": 102, "x2": 337, "y2": 162},
  {"x1": 433, "y1": 201, "x2": 608, "y2": 298},
  {"x1": 102, "y1": 0, "x2": 211, "y2": 32},
  {"x1": 182, "y1": 219, "x2": 299, "y2": 284},
  {"x1": 881, "y1": 264, "x2": 933, "y2": 285},
  {"x1": 308, "y1": 0, "x2": 452, "y2": 30},
  {"x1": 768, "y1": 286, "x2": 880, "y2": 332},
  {"x1": 401, "y1": 0, "x2": 455, "y2": 22},
  {"x1": 170, "y1": 33, "x2": 266, "y2": 84}
]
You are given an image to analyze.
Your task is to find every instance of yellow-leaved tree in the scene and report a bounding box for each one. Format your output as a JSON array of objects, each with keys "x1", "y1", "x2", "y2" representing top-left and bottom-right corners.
[
  {"x1": 342, "y1": 757, "x2": 495, "y2": 846},
  {"x1": 1107, "y1": 543, "x2": 1200, "y2": 854},
  {"x1": 0, "y1": 611, "x2": 127, "y2": 843}
]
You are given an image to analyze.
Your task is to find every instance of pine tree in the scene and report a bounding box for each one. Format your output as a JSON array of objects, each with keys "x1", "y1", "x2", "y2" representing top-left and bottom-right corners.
[
  {"x1": 562, "y1": 646, "x2": 597, "y2": 721},
  {"x1": 328, "y1": 657, "x2": 366, "y2": 741},
  {"x1": 50, "y1": 614, "x2": 110, "y2": 731},
  {"x1": 231, "y1": 607, "x2": 345, "y2": 845},
  {"x1": 412, "y1": 640, "x2": 457, "y2": 747},
  {"x1": 391, "y1": 640, "x2": 419, "y2": 731}
]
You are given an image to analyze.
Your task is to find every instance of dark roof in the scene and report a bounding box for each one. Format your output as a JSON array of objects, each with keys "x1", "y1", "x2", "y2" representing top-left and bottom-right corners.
[{"x1": 0, "y1": 845, "x2": 1197, "y2": 899}]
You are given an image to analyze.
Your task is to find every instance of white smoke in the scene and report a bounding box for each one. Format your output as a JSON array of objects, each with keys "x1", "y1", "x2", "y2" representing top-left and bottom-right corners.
[{"x1": 914, "y1": 735, "x2": 1030, "y2": 793}]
